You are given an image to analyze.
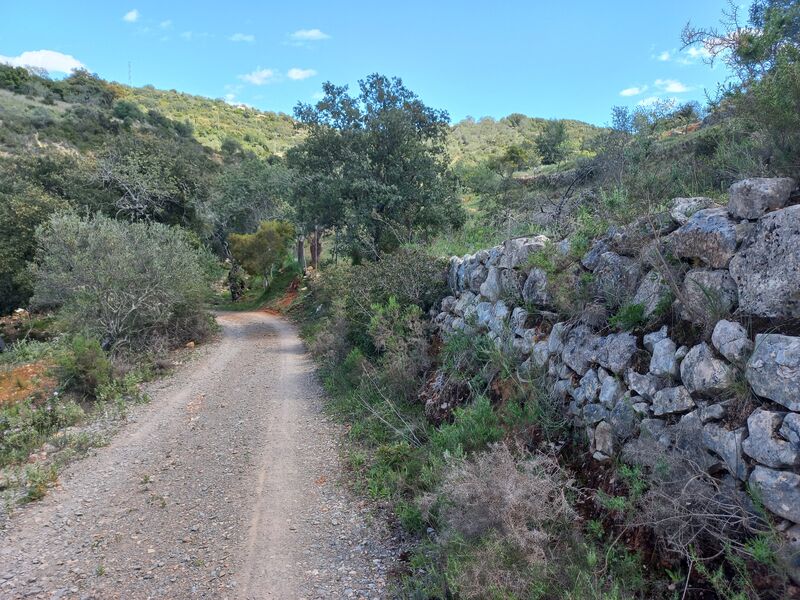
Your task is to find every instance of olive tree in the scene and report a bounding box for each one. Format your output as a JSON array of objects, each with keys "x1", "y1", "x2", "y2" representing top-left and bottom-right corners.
[{"x1": 30, "y1": 212, "x2": 216, "y2": 350}]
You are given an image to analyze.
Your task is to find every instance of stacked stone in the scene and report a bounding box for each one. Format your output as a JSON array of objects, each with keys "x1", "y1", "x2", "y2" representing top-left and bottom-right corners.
[{"x1": 432, "y1": 177, "x2": 800, "y2": 535}]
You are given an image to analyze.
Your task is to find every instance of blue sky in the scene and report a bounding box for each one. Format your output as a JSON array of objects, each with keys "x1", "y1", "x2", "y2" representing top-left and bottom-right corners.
[{"x1": 0, "y1": 1, "x2": 734, "y2": 125}]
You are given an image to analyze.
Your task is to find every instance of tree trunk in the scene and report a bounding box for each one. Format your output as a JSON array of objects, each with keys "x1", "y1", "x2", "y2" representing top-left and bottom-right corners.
[
  {"x1": 296, "y1": 235, "x2": 306, "y2": 272},
  {"x1": 311, "y1": 227, "x2": 322, "y2": 270}
]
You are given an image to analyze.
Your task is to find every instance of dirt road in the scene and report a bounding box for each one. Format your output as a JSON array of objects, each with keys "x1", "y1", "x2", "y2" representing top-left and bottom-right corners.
[{"x1": 0, "y1": 312, "x2": 398, "y2": 599}]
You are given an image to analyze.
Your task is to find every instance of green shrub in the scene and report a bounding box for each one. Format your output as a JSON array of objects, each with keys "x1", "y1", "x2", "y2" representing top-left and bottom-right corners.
[
  {"x1": 30, "y1": 212, "x2": 216, "y2": 350},
  {"x1": 56, "y1": 335, "x2": 112, "y2": 397},
  {"x1": 608, "y1": 303, "x2": 646, "y2": 331}
]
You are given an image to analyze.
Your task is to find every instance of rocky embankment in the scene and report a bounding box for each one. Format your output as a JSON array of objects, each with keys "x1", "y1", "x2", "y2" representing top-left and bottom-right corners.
[{"x1": 432, "y1": 177, "x2": 800, "y2": 574}]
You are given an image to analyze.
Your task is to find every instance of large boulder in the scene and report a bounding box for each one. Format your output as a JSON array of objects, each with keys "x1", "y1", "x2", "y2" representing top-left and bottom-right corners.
[
  {"x1": 669, "y1": 207, "x2": 739, "y2": 268},
  {"x1": 749, "y1": 466, "x2": 800, "y2": 524},
  {"x1": 592, "y1": 252, "x2": 642, "y2": 307},
  {"x1": 452, "y1": 291, "x2": 476, "y2": 317},
  {"x1": 670, "y1": 197, "x2": 717, "y2": 225},
  {"x1": 711, "y1": 319, "x2": 753, "y2": 366},
  {"x1": 742, "y1": 409, "x2": 800, "y2": 469},
  {"x1": 680, "y1": 343, "x2": 735, "y2": 396},
  {"x1": 729, "y1": 204, "x2": 800, "y2": 318},
  {"x1": 594, "y1": 420, "x2": 616, "y2": 458},
  {"x1": 728, "y1": 177, "x2": 796, "y2": 220},
  {"x1": 746, "y1": 334, "x2": 800, "y2": 411},
  {"x1": 499, "y1": 268, "x2": 524, "y2": 303},
  {"x1": 680, "y1": 268, "x2": 738, "y2": 326},
  {"x1": 703, "y1": 424, "x2": 749, "y2": 480}
]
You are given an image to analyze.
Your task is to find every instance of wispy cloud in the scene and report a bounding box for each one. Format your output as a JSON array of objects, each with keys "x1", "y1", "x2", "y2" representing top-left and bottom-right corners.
[
  {"x1": 620, "y1": 85, "x2": 647, "y2": 97},
  {"x1": 159, "y1": 19, "x2": 172, "y2": 29},
  {"x1": 657, "y1": 50, "x2": 671, "y2": 61},
  {"x1": 180, "y1": 31, "x2": 213, "y2": 41},
  {"x1": 289, "y1": 28, "x2": 330, "y2": 42},
  {"x1": 287, "y1": 67, "x2": 317, "y2": 80},
  {"x1": 123, "y1": 9, "x2": 139, "y2": 23},
  {"x1": 239, "y1": 67, "x2": 277, "y2": 85},
  {"x1": 655, "y1": 78, "x2": 690, "y2": 93},
  {"x1": 654, "y1": 46, "x2": 710, "y2": 65},
  {"x1": 229, "y1": 33, "x2": 255, "y2": 43},
  {"x1": 0, "y1": 49, "x2": 84, "y2": 73}
]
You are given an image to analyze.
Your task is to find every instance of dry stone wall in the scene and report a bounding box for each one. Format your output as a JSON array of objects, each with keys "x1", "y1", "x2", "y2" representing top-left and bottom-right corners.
[{"x1": 432, "y1": 177, "x2": 800, "y2": 533}]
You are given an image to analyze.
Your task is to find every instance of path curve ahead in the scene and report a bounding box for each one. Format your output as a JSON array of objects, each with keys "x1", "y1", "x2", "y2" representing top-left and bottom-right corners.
[{"x1": 0, "y1": 312, "x2": 397, "y2": 599}]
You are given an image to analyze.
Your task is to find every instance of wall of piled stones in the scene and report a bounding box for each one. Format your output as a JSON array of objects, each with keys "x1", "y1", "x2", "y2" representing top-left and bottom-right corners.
[{"x1": 432, "y1": 177, "x2": 800, "y2": 536}]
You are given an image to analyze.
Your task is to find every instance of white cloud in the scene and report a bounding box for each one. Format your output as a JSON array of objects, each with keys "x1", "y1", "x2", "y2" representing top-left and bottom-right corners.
[
  {"x1": 0, "y1": 49, "x2": 84, "y2": 73},
  {"x1": 657, "y1": 50, "x2": 671, "y2": 61},
  {"x1": 230, "y1": 33, "x2": 255, "y2": 43},
  {"x1": 239, "y1": 67, "x2": 277, "y2": 85},
  {"x1": 123, "y1": 9, "x2": 139, "y2": 23},
  {"x1": 655, "y1": 78, "x2": 689, "y2": 93},
  {"x1": 620, "y1": 85, "x2": 647, "y2": 97},
  {"x1": 686, "y1": 46, "x2": 711, "y2": 60},
  {"x1": 289, "y1": 28, "x2": 330, "y2": 41},
  {"x1": 287, "y1": 67, "x2": 317, "y2": 80},
  {"x1": 311, "y1": 91, "x2": 325, "y2": 100},
  {"x1": 160, "y1": 19, "x2": 172, "y2": 29}
]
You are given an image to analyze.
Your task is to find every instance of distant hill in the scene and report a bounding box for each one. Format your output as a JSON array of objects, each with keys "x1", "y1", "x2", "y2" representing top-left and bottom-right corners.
[
  {"x1": 448, "y1": 114, "x2": 605, "y2": 167},
  {"x1": 121, "y1": 86, "x2": 303, "y2": 157}
]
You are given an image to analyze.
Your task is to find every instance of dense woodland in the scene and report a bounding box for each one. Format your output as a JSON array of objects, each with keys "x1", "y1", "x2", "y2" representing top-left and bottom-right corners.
[{"x1": 2, "y1": 0, "x2": 800, "y2": 597}]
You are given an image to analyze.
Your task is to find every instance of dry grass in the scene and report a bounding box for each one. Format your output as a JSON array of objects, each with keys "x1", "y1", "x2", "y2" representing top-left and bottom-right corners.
[{"x1": 436, "y1": 443, "x2": 576, "y2": 564}]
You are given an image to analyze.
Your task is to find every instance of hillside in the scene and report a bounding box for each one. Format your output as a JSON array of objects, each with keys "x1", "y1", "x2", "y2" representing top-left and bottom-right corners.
[
  {"x1": 121, "y1": 85, "x2": 303, "y2": 157},
  {"x1": 448, "y1": 114, "x2": 605, "y2": 167}
]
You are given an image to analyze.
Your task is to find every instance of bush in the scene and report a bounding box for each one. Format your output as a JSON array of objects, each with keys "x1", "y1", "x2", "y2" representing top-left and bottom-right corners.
[
  {"x1": 30, "y1": 212, "x2": 216, "y2": 351},
  {"x1": 56, "y1": 335, "x2": 112, "y2": 397},
  {"x1": 228, "y1": 219, "x2": 294, "y2": 286}
]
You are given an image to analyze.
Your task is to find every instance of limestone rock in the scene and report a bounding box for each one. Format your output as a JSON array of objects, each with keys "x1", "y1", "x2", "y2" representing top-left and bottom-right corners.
[
  {"x1": 680, "y1": 343, "x2": 735, "y2": 396},
  {"x1": 548, "y1": 322, "x2": 568, "y2": 356},
  {"x1": 466, "y1": 262, "x2": 489, "y2": 293},
  {"x1": 594, "y1": 420, "x2": 616, "y2": 456},
  {"x1": 522, "y1": 267, "x2": 550, "y2": 306},
  {"x1": 670, "y1": 196, "x2": 717, "y2": 225},
  {"x1": 581, "y1": 239, "x2": 610, "y2": 271},
  {"x1": 729, "y1": 205, "x2": 800, "y2": 318},
  {"x1": 595, "y1": 332, "x2": 638, "y2": 375},
  {"x1": 584, "y1": 403, "x2": 610, "y2": 424},
  {"x1": 562, "y1": 324, "x2": 601, "y2": 376},
  {"x1": 610, "y1": 394, "x2": 638, "y2": 440},
  {"x1": 746, "y1": 334, "x2": 800, "y2": 411},
  {"x1": 530, "y1": 340, "x2": 550, "y2": 369},
  {"x1": 599, "y1": 376, "x2": 624, "y2": 407},
  {"x1": 448, "y1": 256, "x2": 463, "y2": 293},
  {"x1": 632, "y1": 271, "x2": 671, "y2": 318},
  {"x1": 643, "y1": 326, "x2": 669, "y2": 353},
  {"x1": 510, "y1": 307, "x2": 529, "y2": 336},
  {"x1": 780, "y1": 413, "x2": 800, "y2": 446},
  {"x1": 711, "y1": 319, "x2": 753, "y2": 366},
  {"x1": 728, "y1": 177, "x2": 796, "y2": 220},
  {"x1": 749, "y1": 466, "x2": 800, "y2": 524},
  {"x1": 611, "y1": 212, "x2": 676, "y2": 256},
  {"x1": 669, "y1": 207, "x2": 739, "y2": 268},
  {"x1": 499, "y1": 235, "x2": 550, "y2": 269},
  {"x1": 703, "y1": 424, "x2": 749, "y2": 480},
  {"x1": 680, "y1": 268, "x2": 738, "y2": 325},
  {"x1": 593, "y1": 252, "x2": 642, "y2": 307},
  {"x1": 626, "y1": 370, "x2": 667, "y2": 401},
  {"x1": 653, "y1": 386, "x2": 695, "y2": 416},
  {"x1": 649, "y1": 337, "x2": 678, "y2": 378},
  {"x1": 742, "y1": 409, "x2": 800, "y2": 469},
  {"x1": 479, "y1": 266, "x2": 502, "y2": 302},
  {"x1": 452, "y1": 291, "x2": 476, "y2": 317}
]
